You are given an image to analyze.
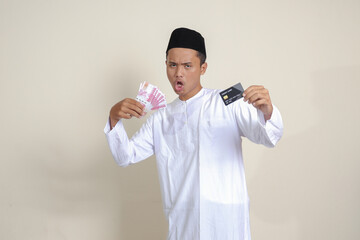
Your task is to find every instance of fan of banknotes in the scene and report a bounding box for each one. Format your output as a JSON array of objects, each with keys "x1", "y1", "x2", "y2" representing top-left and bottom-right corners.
[{"x1": 136, "y1": 81, "x2": 167, "y2": 113}]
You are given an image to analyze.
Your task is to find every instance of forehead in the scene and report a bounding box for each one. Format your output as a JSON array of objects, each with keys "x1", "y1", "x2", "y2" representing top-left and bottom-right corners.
[{"x1": 167, "y1": 48, "x2": 199, "y2": 63}]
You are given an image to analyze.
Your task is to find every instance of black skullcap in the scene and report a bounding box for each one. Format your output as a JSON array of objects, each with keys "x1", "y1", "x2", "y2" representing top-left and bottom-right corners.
[{"x1": 166, "y1": 27, "x2": 206, "y2": 58}]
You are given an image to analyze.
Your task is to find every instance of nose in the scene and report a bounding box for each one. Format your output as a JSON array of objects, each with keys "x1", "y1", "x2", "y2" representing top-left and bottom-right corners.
[{"x1": 175, "y1": 66, "x2": 183, "y2": 78}]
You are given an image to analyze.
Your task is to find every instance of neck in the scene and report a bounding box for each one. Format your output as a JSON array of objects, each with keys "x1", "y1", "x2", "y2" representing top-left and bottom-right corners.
[{"x1": 179, "y1": 86, "x2": 203, "y2": 101}]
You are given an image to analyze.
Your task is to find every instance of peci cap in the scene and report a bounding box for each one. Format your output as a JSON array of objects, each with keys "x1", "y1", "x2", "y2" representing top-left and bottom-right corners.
[{"x1": 166, "y1": 27, "x2": 206, "y2": 58}]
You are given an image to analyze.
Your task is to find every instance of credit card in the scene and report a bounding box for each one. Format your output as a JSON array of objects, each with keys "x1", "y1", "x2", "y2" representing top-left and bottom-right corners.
[{"x1": 220, "y1": 82, "x2": 244, "y2": 106}]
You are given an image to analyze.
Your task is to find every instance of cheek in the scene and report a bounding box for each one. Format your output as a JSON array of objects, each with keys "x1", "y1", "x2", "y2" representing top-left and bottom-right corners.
[
  {"x1": 166, "y1": 69, "x2": 173, "y2": 80},
  {"x1": 188, "y1": 69, "x2": 200, "y2": 78},
  {"x1": 188, "y1": 67, "x2": 200, "y2": 74}
]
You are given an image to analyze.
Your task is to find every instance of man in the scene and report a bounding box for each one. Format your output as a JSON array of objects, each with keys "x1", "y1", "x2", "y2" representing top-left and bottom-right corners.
[{"x1": 104, "y1": 27, "x2": 283, "y2": 240}]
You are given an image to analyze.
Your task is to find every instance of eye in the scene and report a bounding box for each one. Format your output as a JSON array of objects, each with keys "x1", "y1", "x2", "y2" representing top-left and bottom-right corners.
[
  {"x1": 185, "y1": 64, "x2": 191, "y2": 68},
  {"x1": 169, "y1": 63, "x2": 176, "y2": 67}
]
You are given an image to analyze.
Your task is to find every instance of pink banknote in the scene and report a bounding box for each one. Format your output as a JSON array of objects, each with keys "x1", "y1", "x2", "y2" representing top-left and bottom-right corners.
[{"x1": 136, "y1": 81, "x2": 167, "y2": 113}]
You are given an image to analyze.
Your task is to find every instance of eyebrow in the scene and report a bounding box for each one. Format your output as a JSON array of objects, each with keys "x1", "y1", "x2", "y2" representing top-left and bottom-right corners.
[{"x1": 168, "y1": 61, "x2": 192, "y2": 65}]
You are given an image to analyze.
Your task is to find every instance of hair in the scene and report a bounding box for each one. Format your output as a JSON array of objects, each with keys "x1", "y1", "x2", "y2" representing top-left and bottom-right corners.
[
  {"x1": 196, "y1": 51, "x2": 206, "y2": 66},
  {"x1": 166, "y1": 50, "x2": 207, "y2": 66}
]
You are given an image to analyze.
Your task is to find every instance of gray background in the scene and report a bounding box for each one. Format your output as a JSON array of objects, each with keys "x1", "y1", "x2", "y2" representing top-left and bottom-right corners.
[{"x1": 1, "y1": 0, "x2": 359, "y2": 239}]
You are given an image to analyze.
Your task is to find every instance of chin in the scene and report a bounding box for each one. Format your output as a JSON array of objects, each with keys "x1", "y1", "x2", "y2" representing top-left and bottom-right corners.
[{"x1": 173, "y1": 86, "x2": 183, "y2": 94}]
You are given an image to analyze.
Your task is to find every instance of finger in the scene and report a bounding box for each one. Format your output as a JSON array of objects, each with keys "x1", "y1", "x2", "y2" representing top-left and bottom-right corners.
[
  {"x1": 126, "y1": 108, "x2": 142, "y2": 118},
  {"x1": 135, "y1": 101, "x2": 145, "y2": 111},
  {"x1": 252, "y1": 99, "x2": 273, "y2": 118},
  {"x1": 244, "y1": 86, "x2": 266, "y2": 97},
  {"x1": 251, "y1": 98, "x2": 269, "y2": 108},
  {"x1": 124, "y1": 98, "x2": 145, "y2": 114},
  {"x1": 125, "y1": 103, "x2": 144, "y2": 117},
  {"x1": 121, "y1": 99, "x2": 142, "y2": 112},
  {"x1": 244, "y1": 90, "x2": 269, "y2": 104},
  {"x1": 118, "y1": 112, "x2": 132, "y2": 119},
  {"x1": 118, "y1": 104, "x2": 140, "y2": 118},
  {"x1": 243, "y1": 86, "x2": 265, "y2": 101},
  {"x1": 243, "y1": 85, "x2": 264, "y2": 96},
  {"x1": 125, "y1": 98, "x2": 145, "y2": 110}
]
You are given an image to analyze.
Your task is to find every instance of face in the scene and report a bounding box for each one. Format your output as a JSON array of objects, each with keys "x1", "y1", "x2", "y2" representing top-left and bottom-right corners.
[{"x1": 166, "y1": 48, "x2": 207, "y2": 101}]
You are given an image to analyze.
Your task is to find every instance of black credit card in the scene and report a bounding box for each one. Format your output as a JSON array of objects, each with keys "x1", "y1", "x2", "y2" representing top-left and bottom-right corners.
[{"x1": 220, "y1": 82, "x2": 244, "y2": 106}]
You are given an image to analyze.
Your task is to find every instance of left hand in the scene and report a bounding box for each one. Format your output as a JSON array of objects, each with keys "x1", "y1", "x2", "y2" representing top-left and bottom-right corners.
[{"x1": 243, "y1": 85, "x2": 273, "y2": 121}]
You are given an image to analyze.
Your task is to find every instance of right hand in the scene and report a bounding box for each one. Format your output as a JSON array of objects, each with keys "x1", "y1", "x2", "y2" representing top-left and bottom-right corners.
[{"x1": 109, "y1": 98, "x2": 145, "y2": 128}]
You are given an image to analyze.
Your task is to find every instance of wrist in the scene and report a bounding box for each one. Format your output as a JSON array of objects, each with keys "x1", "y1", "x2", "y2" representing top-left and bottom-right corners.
[
  {"x1": 263, "y1": 105, "x2": 273, "y2": 121},
  {"x1": 264, "y1": 113, "x2": 272, "y2": 121},
  {"x1": 109, "y1": 117, "x2": 119, "y2": 130}
]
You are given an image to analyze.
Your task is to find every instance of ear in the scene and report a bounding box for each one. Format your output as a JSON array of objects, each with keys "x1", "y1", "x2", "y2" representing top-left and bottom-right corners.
[{"x1": 200, "y1": 62, "x2": 208, "y2": 75}]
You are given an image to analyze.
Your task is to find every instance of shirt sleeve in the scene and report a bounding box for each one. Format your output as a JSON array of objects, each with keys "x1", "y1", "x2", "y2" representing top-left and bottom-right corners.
[
  {"x1": 234, "y1": 101, "x2": 284, "y2": 148},
  {"x1": 104, "y1": 116, "x2": 155, "y2": 167}
]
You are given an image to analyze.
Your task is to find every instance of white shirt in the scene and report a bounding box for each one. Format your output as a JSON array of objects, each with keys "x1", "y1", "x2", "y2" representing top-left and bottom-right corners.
[{"x1": 104, "y1": 88, "x2": 283, "y2": 240}]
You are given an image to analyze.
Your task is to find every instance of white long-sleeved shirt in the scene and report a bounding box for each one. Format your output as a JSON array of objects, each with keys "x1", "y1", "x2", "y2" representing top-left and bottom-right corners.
[{"x1": 104, "y1": 88, "x2": 283, "y2": 240}]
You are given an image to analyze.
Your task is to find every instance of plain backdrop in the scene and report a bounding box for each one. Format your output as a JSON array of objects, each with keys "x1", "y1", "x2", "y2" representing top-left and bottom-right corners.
[{"x1": 1, "y1": 0, "x2": 359, "y2": 239}]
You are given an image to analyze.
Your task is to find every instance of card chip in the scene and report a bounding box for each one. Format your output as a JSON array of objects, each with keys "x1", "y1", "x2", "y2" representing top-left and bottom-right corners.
[{"x1": 219, "y1": 82, "x2": 244, "y2": 106}]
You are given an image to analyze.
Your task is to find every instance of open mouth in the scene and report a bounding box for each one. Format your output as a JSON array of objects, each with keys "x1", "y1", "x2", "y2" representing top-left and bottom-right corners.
[{"x1": 175, "y1": 80, "x2": 184, "y2": 91}]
